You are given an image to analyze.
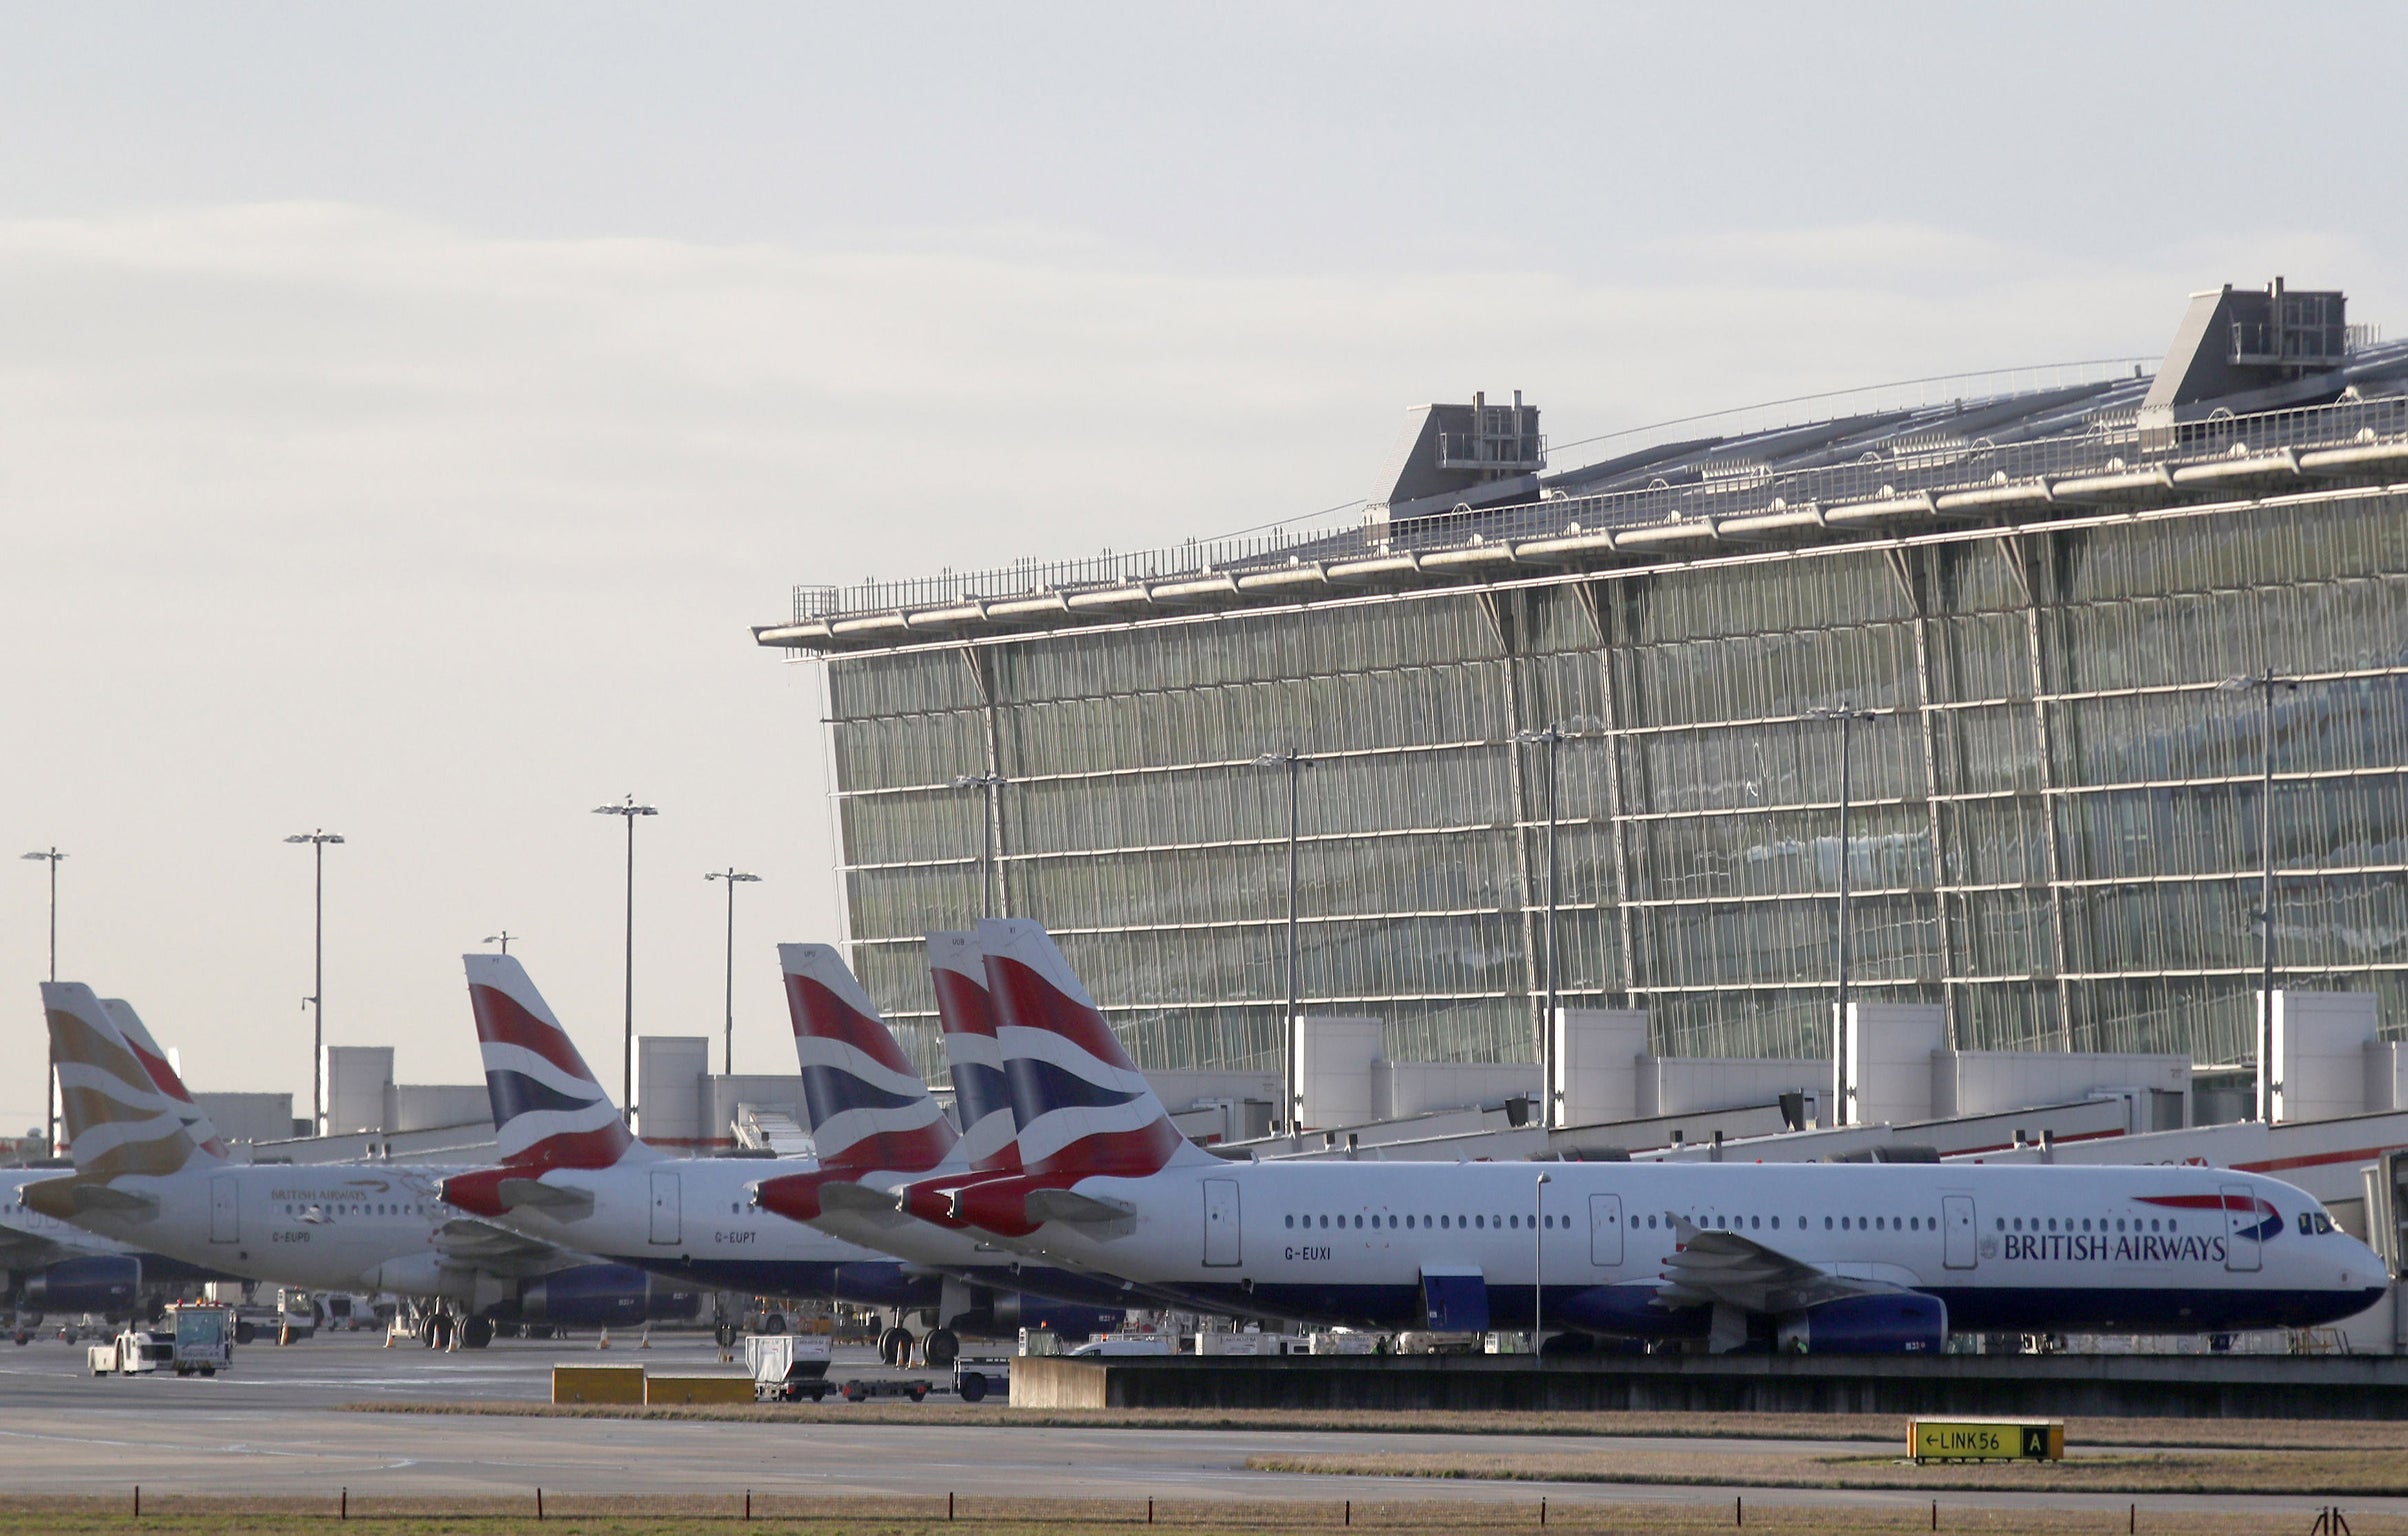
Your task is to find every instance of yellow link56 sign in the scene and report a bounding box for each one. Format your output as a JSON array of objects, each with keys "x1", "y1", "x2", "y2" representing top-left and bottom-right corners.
[{"x1": 1909, "y1": 1418, "x2": 2065, "y2": 1462}]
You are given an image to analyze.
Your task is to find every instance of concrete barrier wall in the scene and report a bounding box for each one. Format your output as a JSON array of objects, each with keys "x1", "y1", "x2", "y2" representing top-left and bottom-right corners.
[{"x1": 1016, "y1": 1354, "x2": 2408, "y2": 1420}]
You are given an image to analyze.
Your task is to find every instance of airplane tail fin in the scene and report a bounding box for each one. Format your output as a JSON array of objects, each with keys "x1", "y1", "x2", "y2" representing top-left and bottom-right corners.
[
  {"x1": 41, "y1": 982, "x2": 216, "y2": 1177},
  {"x1": 928, "y1": 930, "x2": 1019, "y2": 1174},
  {"x1": 777, "y1": 943, "x2": 957, "y2": 1174},
  {"x1": 976, "y1": 919, "x2": 1209, "y2": 1177},
  {"x1": 464, "y1": 954, "x2": 654, "y2": 1168},
  {"x1": 101, "y1": 1000, "x2": 230, "y2": 1159}
]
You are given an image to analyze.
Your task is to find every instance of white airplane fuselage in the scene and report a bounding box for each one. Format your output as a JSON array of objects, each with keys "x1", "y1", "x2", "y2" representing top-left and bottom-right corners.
[
  {"x1": 32, "y1": 1163, "x2": 500, "y2": 1305},
  {"x1": 974, "y1": 1159, "x2": 2388, "y2": 1341}
]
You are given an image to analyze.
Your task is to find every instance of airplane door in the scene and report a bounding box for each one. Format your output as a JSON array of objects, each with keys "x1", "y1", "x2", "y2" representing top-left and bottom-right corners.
[
  {"x1": 1942, "y1": 1195, "x2": 1977, "y2": 1270},
  {"x1": 1202, "y1": 1179, "x2": 1240, "y2": 1266},
  {"x1": 1588, "y1": 1194, "x2": 1624, "y2": 1267},
  {"x1": 209, "y1": 1174, "x2": 238, "y2": 1243},
  {"x1": 649, "y1": 1171, "x2": 681, "y2": 1245},
  {"x1": 2221, "y1": 1183, "x2": 2262, "y2": 1272}
]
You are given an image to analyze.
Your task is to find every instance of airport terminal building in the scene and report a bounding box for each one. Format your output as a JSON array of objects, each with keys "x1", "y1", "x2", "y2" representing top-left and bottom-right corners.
[{"x1": 758, "y1": 282, "x2": 2408, "y2": 1093}]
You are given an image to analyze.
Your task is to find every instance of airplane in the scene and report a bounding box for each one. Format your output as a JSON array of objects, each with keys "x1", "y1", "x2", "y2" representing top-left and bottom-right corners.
[
  {"x1": 894, "y1": 921, "x2": 2393, "y2": 1353},
  {"x1": 748, "y1": 935, "x2": 1168, "y2": 1361},
  {"x1": 30, "y1": 982, "x2": 701, "y2": 1347},
  {"x1": 436, "y1": 953, "x2": 1119, "y2": 1361},
  {"x1": 4, "y1": 998, "x2": 245, "y2": 1331}
]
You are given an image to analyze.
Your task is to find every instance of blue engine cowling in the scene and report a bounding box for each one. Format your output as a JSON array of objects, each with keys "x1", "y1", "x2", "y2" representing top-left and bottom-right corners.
[
  {"x1": 1776, "y1": 1292, "x2": 1947, "y2": 1354},
  {"x1": 509, "y1": 1264, "x2": 704, "y2": 1327},
  {"x1": 21, "y1": 1256, "x2": 141, "y2": 1314}
]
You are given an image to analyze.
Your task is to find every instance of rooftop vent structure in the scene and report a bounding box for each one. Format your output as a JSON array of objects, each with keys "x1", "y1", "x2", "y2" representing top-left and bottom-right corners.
[
  {"x1": 1383, "y1": 390, "x2": 1545, "y2": 518},
  {"x1": 2141, "y1": 279, "x2": 2354, "y2": 436}
]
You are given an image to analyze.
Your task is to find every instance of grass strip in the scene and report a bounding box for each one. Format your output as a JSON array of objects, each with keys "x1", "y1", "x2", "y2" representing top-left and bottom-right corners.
[
  {"x1": 0, "y1": 1495, "x2": 2398, "y2": 1536},
  {"x1": 1249, "y1": 1447, "x2": 2408, "y2": 1496}
]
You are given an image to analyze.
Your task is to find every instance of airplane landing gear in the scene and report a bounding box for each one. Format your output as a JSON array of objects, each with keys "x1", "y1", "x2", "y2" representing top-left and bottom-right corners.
[
  {"x1": 923, "y1": 1327, "x2": 959, "y2": 1368},
  {"x1": 878, "y1": 1324, "x2": 914, "y2": 1366}
]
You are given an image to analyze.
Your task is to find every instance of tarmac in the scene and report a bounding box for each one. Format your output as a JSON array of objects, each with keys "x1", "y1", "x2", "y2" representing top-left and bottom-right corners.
[{"x1": 0, "y1": 1328, "x2": 2398, "y2": 1521}]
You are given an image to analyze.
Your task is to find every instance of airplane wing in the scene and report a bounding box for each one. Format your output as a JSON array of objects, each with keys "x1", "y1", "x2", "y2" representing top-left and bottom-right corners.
[
  {"x1": 1654, "y1": 1221, "x2": 1900, "y2": 1314},
  {"x1": 434, "y1": 1218, "x2": 579, "y2": 1279},
  {"x1": 0, "y1": 1228, "x2": 71, "y2": 1272}
]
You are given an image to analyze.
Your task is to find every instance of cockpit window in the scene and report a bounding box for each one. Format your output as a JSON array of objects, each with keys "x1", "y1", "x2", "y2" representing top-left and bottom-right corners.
[{"x1": 2298, "y1": 1211, "x2": 2337, "y2": 1235}]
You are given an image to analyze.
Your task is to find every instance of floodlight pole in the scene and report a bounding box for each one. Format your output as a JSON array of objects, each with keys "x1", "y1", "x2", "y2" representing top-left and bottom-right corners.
[
  {"x1": 282, "y1": 831, "x2": 344, "y2": 1135},
  {"x1": 951, "y1": 773, "x2": 1005, "y2": 919},
  {"x1": 2224, "y1": 672, "x2": 2298, "y2": 1122},
  {"x1": 1514, "y1": 721, "x2": 1598, "y2": 1131},
  {"x1": 1254, "y1": 749, "x2": 1312, "y2": 1134},
  {"x1": 705, "y1": 869, "x2": 761, "y2": 1076},
  {"x1": 1533, "y1": 1171, "x2": 1551, "y2": 1368},
  {"x1": 21, "y1": 848, "x2": 64, "y2": 1149},
  {"x1": 593, "y1": 797, "x2": 657, "y2": 1126},
  {"x1": 1805, "y1": 707, "x2": 1875, "y2": 1127}
]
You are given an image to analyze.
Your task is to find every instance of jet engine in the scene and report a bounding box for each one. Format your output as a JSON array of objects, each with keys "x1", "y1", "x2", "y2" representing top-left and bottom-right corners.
[
  {"x1": 21, "y1": 1256, "x2": 140, "y2": 1314},
  {"x1": 506, "y1": 1264, "x2": 703, "y2": 1328},
  {"x1": 1775, "y1": 1292, "x2": 1947, "y2": 1355}
]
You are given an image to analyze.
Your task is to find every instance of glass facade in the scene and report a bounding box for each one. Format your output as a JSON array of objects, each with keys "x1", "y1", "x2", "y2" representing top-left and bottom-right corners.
[{"x1": 822, "y1": 490, "x2": 2408, "y2": 1081}]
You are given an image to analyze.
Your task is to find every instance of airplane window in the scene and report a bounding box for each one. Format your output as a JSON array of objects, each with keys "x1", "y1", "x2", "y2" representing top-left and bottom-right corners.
[
  {"x1": 1354, "y1": 1215, "x2": 1364, "y2": 1229},
  {"x1": 1749, "y1": 1216, "x2": 1760, "y2": 1230},
  {"x1": 1873, "y1": 1217, "x2": 1884, "y2": 1231},
  {"x1": 1404, "y1": 1216, "x2": 1414, "y2": 1229},
  {"x1": 1439, "y1": 1216, "x2": 1449, "y2": 1229},
  {"x1": 1475, "y1": 1216, "x2": 1485, "y2": 1230},
  {"x1": 2081, "y1": 1219, "x2": 2091, "y2": 1232},
  {"x1": 1458, "y1": 1215, "x2": 1467, "y2": 1228},
  {"x1": 1508, "y1": 1215, "x2": 1519, "y2": 1229},
  {"x1": 1318, "y1": 1215, "x2": 1328, "y2": 1229},
  {"x1": 1770, "y1": 1217, "x2": 1779, "y2": 1229},
  {"x1": 1285, "y1": 1215, "x2": 1294, "y2": 1228},
  {"x1": 2045, "y1": 1218, "x2": 2055, "y2": 1232},
  {"x1": 1995, "y1": 1218, "x2": 2005, "y2": 1231},
  {"x1": 1823, "y1": 1216, "x2": 1833, "y2": 1230}
]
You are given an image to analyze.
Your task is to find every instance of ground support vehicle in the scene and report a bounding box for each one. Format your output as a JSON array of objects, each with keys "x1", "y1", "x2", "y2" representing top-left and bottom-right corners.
[
  {"x1": 835, "y1": 1374, "x2": 936, "y2": 1402},
  {"x1": 745, "y1": 1334, "x2": 833, "y2": 1402},
  {"x1": 164, "y1": 1303, "x2": 232, "y2": 1374},
  {"x1": 953, "y1": 1356, "x2": 1010, "y2": 1403},
  {"x1": 91, "y1": 1331, "x2": 171, "y2": 1375}
]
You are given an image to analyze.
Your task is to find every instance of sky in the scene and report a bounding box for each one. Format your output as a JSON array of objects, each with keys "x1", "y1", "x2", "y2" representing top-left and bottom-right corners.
[{"x1": 3, "y1": 2, "x2": 2405, "y2": 1135}]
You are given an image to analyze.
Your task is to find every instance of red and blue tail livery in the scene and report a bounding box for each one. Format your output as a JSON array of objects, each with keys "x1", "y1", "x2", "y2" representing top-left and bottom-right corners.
[
  {"x1": 464, "y1": 954, "x2": 645, "y2": 1174},
  {"x1": 929, "y1": 929, "x2": 1018, "y2": 1175},
  {"x1": 778, "y1": 943, "x2": 956, "y2": 1176}
]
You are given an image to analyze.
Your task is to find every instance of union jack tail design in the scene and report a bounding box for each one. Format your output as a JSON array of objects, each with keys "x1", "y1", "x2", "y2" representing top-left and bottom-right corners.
[
  {"x1": 977, "y1": 918, "x2": 1209, "y2": 1179},
  {"x1": 101, "y1": 999, "x2": 229, "y2": 1159},
  {"x1": 465, "y1": 954, "x2": 650, "y2": 1169},
  {"x1": 41, "y1": 982, "x2": 217, "y2": 1179},
  {"x1": 778, "y1": 943, "x2": 956, "y2": 1174},
  {"x1": 929, "y1": 929, "x2": 1018, "y2": 1175}
]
